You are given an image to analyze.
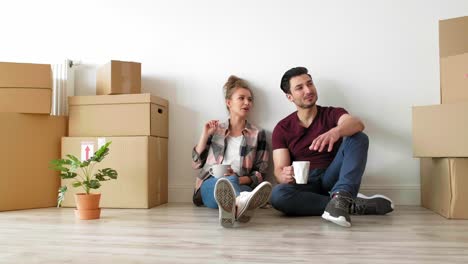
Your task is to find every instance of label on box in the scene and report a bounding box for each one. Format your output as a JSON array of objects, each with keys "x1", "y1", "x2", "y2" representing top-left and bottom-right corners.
[
  {"x1": 81, "y1": 142, "x2": 94, "y2": 161},
  {"x1": 97, "y1": 137, "x2": 106, "y2": 149}
]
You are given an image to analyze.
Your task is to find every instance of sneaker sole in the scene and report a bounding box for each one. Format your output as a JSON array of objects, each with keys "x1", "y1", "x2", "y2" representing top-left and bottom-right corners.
[
  {"x1": 214, "y1": 179, "x2": 235, "y2": 228},
  {"x1": 321, "y1": 211, "x2": 351, "y2": 228},
  {"x1": 237, "y1": 183, "x2": 272, "y2": 223}
]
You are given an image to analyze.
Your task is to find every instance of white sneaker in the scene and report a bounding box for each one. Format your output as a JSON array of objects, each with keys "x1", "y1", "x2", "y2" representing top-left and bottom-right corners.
[
  {"x1": 214, "y1": 178, "x2": 236, "y2": 228},
  {"x1": 236, "y1": 182, "x2": 272, "y2": 223}
]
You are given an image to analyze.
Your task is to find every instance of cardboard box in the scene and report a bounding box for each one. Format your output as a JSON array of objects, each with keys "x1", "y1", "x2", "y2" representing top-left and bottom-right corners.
[
  {"x1": 0, "y1": 89, "x2": 52, "y2": 114},
  {"x1": 412, "y1": 103, "x2": 468, "y2": 157},
  {"x1": 68, "y1": 93, "x2": 168, "y2": 137},
  {"x1": 421, "y1": 158, "x2": 468, "y2": 219},
  {"x1": 0, "y1": 62, "x2": 52, "y2": 88},
  {"x1": 0, "y1": 62, "x2": 52, "y2": 113},
  {"x1": 60, "y1": 136, "x2": 168, "y2": 208},
  {"x1": 439, "y1": 16, "x2": 468, "y2": 104},
  {"x1": 0, "y1": 113, "x2": 68, "y2": 211},
  {"x1": 96, "y1": 60, "x2": 141, "y2": 95}
]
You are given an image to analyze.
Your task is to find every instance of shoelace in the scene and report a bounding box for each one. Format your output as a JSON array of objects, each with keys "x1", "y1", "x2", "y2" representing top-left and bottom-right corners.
[
  {"x1": 351, "y1": 198, "x2": 367, "y2": 214},
  {"x1": 334, "y1": 195, "x2": 354, "y2": 211}
]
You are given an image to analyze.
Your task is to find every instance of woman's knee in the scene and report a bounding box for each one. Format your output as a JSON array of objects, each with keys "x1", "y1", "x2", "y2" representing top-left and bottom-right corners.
[{"x1": 225, "y1": 175, "x2": 239, "y2": 184}]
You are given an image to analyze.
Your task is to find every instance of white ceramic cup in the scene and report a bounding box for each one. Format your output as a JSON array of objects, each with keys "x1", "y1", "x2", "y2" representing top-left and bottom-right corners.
[
  {"x1": 292, "y1": 161, "x2": 310, "y2": 184},
  {"x1": 209, "y1": 164, "x2": 232, "y2": 178}
]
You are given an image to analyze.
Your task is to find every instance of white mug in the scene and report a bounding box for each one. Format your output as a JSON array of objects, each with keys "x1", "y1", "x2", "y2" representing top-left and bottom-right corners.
[
  {"x1": 292, "y1": 161, "x2": 310, "y2": 184},
  {"x1": 209, "y1": 164, "x2": 231, "y2": 178}
]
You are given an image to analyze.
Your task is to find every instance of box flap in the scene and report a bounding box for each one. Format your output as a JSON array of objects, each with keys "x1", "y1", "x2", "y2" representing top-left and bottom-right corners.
[
  {"x1": 0, "y1": 62, "x2": 52, "y2": 88},
  {"x1": 69, "y1": 93, "x2": 168, "y2": 107},
  {"x1": 439, "y1": 16, "x2": 468, "y2": 58}
]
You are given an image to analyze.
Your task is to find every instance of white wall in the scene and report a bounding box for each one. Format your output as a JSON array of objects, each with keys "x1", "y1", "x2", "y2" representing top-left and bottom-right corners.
[{"x1": 2, "y1": 0, "x2": 467, "y2": 205}]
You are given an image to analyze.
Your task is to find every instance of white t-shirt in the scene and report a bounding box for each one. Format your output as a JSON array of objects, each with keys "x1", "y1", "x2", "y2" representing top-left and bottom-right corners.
[{"x1": 222, "y1": 135, "x2": 243, "y2": 175}]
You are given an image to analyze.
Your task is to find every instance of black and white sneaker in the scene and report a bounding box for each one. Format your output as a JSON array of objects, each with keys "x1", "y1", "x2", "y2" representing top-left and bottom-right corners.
[
  {"x1": 351, "y1": 193, "x2": 394, "y2": 215},
  {"x1": 321, "y1": 191, "x2": 353, "y2": 228},
  {"x1": 214, "y1": 178, "x2": 236, "y2": 228}
]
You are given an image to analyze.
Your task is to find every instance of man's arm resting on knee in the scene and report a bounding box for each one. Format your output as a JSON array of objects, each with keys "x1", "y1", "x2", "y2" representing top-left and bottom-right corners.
[
  {"x1": 273, "y1": 149, "x2": 295, "y2": 184},
  {"x1": 335, "y1": 114, "x2": 365, "y2": 137},
  {"x1": 310, "y1": 114, "x2": 365, "y2": 152}
]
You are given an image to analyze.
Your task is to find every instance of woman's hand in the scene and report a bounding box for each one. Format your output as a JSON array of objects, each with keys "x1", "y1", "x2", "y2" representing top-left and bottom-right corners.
[
  {"x1": 238, "y1": 176, "x2": 252, "y2": 185},
  {"x1": 222, "y1": 169, "x2": 252, "y2": 185},
  {"x1": 195, "y1": 120, "x2": 219, "y2": 155},
  {"x1": 224, "y1": 167, "x2": 235, "y2": 176},
  {"x1": 203, "y1": 120, "x2": 219, "y2": 137}
]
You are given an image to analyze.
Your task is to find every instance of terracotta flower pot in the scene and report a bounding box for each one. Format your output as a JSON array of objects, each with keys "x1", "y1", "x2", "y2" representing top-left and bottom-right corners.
[
  {"x1": 74, "y1": 208, "x2": 101, "y2": 220},
  {"x1": 75, "y1": 193, "x2": 101, "y2": 220}
]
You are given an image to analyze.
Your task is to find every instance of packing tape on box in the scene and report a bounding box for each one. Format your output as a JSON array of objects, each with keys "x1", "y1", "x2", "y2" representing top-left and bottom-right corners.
[
  {"x1": 121, "y1": 63, "x2": 131, "y2": 76},
  {"x1": 121, "y1": 79, "x2": 132, "y2": 90},
  {"x1": 120, "y1": 63, "x2": 133, "y2": 91},
  {"x1": 157, "y1": 137, "x2": 162, "y2": 160}
]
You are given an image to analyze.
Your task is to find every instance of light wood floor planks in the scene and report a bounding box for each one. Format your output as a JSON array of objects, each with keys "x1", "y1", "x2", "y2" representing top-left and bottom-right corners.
[{"x1": 1, "y1": 204, "x2": 468, "y2": 263}]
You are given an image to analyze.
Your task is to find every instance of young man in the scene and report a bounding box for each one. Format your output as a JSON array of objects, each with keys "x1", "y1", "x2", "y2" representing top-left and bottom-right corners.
[{"x1": 270, "y1": 67, "x2": 393, "y2": 227}]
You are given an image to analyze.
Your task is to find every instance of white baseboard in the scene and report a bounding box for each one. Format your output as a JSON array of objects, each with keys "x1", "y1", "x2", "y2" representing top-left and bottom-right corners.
[
  {"x1": 168, "y1": 184, "x2": 421, "y2": 205},
  {"x1": 168, "y1": 185, "x2": 194, "y2": 203}
]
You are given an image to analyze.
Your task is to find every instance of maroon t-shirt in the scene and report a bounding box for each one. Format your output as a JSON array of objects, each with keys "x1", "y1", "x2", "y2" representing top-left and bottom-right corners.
[{"x1": 272, "y1": 105, "x2": 348, "y2": 169}]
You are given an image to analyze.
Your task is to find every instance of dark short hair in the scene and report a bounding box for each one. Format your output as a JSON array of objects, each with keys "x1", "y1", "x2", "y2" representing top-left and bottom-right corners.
[{"x1": 280, "y1": 67, "x2": 311, "y2": 94}]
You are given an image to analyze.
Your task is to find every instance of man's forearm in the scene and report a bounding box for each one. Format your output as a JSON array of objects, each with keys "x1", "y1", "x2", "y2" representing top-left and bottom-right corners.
[
  {"x1": 336, "y1": 117, "x2": 365, "y2": 137},
  {"x1": 274, "y1": 168, "x2": 283, "y2": 183}
]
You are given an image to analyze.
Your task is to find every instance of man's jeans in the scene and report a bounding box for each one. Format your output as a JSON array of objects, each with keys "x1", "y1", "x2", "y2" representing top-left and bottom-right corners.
[
  {"x1": 270, "y1": 132, "x2": 369, "y2": 216},
  {"x1": 200, "y1": 175, "x2": 253, "y2": 208}
]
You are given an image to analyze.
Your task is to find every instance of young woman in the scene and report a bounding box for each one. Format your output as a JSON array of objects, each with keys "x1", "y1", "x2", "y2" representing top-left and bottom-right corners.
[{"x1": 191, "y1": 75, "x2": 272, "y2": 228}]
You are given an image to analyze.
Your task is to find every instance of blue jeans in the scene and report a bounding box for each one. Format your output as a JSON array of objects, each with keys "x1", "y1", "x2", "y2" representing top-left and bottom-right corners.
[
  {"x1": 200, "y1": 175, "x2": 253, "y2": 208},
  {"x1": 270, "y1": 132, "x2": 369, "y2": 216}
]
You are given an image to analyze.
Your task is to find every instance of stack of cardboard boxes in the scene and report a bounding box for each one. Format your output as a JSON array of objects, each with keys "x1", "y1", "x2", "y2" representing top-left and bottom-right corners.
[
  {"x1": 0, "y1": 62, "x2": 67, "y2": 211},
  {"x1": 61, "y1": 60, "x2": 169, "y2": 209},
  {"x1": 413, "y1": 16, "x2": 468, "y2": 219}
]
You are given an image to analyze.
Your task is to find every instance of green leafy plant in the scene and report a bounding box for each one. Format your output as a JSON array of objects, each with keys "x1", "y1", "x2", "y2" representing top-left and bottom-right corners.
[{"x1": 50, "y1": 141, "x2": 118, "y2": 207}]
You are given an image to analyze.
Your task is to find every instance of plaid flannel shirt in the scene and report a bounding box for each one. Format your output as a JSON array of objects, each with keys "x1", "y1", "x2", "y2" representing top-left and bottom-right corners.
[{"x1": 191, "y1": 120, "x2": 269, "y2": 206}]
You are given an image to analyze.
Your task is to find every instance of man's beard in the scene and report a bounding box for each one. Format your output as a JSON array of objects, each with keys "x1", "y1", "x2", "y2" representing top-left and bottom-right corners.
[{"x1": 297, "y1": 100, "x2": 316, "y2": 109}]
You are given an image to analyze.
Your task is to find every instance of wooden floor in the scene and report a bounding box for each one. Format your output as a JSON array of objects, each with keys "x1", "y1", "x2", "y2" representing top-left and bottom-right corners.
[{"x1": 1, "y1": 204, "x2": 468, "y2": 263}]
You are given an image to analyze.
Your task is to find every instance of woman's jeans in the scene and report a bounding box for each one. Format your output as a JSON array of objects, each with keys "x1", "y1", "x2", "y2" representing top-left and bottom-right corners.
[
  {"x1": 200, "y1": 175, "x2": 253, "y2": 208},
  {"x1": 270, "y1": 132, "x2": 369, "y2": 216}
]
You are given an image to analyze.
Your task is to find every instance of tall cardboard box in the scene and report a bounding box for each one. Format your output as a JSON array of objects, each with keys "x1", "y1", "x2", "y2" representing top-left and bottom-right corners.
[
  {"x1": 60, "y1": 136, "x2": 168, "y2": 208},
  {"x1": 439, "y1": 16, "x2": 468, "y2": 104},
  {"x1": 0, "y1": 62, "x2": 52, "y2": 114},
  {"x1": 420, "y1": 158, "x2": 468, "y2": 219},
  {"x1": 412, "y1": 103, "x2": 468, "y2": 157},
  {"x1": 0, "y1": 113, "x2": 67, "y2": 211},
  {"x1": 68, "y1": 94, "x2": 168, "y2": 137},
  {"x1": 96, "y1": 60, "x2": 141, "y2": 95}
]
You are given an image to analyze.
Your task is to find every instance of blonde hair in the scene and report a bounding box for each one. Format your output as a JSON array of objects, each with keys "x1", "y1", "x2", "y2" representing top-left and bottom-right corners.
[{"x1": 223, "y1": 75, "x2": 253, "y2": 111}]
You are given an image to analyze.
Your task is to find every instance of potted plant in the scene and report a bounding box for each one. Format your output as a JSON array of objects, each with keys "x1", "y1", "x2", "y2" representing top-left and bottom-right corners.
[{"x1": 50, "y1": 141, "x2": 118, "y2": 220}]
